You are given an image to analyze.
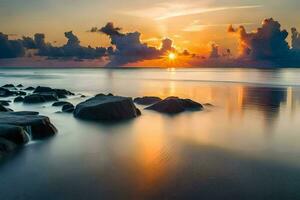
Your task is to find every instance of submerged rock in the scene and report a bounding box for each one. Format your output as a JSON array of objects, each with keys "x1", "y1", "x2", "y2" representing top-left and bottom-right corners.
[
  {"x1": 0, "y1": 87, "x2": 16, "y2": 97},
  {"x1": 74, "y1": 94, "x2": 140, "y2": 121},
  {"x1": 134, "y1": 96, "x2": 162, "y2": 105},
  {"x1": 23, "y1": 93, "x2": 58, "y2": 104},
  {"x1": 145, "y1": 97, "x2": 203, "y2": 114},
  {"x1": 0, "y1": 112, "x2": 57, "y2": 139}
]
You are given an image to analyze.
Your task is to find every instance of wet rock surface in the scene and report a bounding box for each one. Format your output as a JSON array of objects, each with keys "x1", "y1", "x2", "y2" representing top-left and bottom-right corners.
[
  {"x1": 134, "y1": 96, "x2": 162, "y2": 105},
  {"x1": 145, "y1": 97, "x2": 203, "y2": 114},
  {"x1": 74, "y1": 94, "x2": 140, "y2": 121}
]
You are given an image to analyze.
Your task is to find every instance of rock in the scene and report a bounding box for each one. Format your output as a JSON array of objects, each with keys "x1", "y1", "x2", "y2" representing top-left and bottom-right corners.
[
  {"x1": 2, "y1": 84, "x2": 15, "y2": 88},
  {"x1": 0, "y1": 87, "x2": 16, "y2": 97},
  {"x1": 0, "y1": 112, "x2": 57, "y2": 139},
  {"x1": 80, "y1": 95, "x2": 86, "y2": 98},
  {"x1": 62, "y1": 103, "x2": 74, "y2": 113},
  {"x1": 23, "y1": 93, "x2": 58, "y2": 104},
  {"x1": 0, "y1": 124, "x2": 29, "y2": 145},
  {"x1": 16, "y1": 84, "x2": 23, "y2": 88},
  {"x1": 145, "y1": 97, "x2": 203, "y2": 114},
  {"x1": 14, "y1": 96, "x2": 24, "y2": 102},
  {"x1": 16, "y1": 91, "x2": 27, "y2": 96},
  {"x1": 203, "y1": 103, "x2": 214, "y2": 107},
  {"x1": 52, "y1": 101, "x2": 70, "y2": 107},
  {"x1": 0, "y1": 100, "x2": 11, "y2": 106},
  {"x1": 134, "y1": 96, "x2": 162, "y2": 105},
  {"x1": 74, "y1": 95, "x2": 140, "y2": 121},
  {"x1": 24, "y1": 86, "x2": 35, "y2": 91},
  {"x1": 0, "y1": 105, "x2": 12, "y2": 112},
  {"x1": 34, "y1": 86, "x2": 74, "y2": 98},
  {"x1": 0, "y1": 138, "x2": 17, "y2": 157}
]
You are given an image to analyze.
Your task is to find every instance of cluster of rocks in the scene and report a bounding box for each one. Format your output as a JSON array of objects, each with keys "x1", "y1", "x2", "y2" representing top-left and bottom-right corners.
[{"x1": 0, "y1": 83, "x2": 210, "y2": 158}]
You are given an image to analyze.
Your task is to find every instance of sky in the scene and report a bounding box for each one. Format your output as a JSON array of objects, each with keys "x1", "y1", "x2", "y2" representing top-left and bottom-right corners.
[{"x1": 1, "y1": 0, "x2": 300, "y2": 67}]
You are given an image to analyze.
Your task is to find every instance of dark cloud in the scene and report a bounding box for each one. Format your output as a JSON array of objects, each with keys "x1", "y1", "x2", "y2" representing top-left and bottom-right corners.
[
  {"x1": 97, "y1": 23, "x2": 175, "y2": 66},
  {"x1": 209, "y1": 43, "x2": 220, "y2": 58},
  {"x1": 99, "y1": 22, "x2": 123, "y2": 36},
  {"x1": 34, "y1": 31, "x2": 107, "y2": 59},
  {"x1": 0, "y1": 32, "x2": 25, "y2": 58},
  {"x1": 229, "y1": 18, "x2": 290, "y2": 60},
  {"x1": 291, "y1": 27, "x2": 300, "y2": 50}
]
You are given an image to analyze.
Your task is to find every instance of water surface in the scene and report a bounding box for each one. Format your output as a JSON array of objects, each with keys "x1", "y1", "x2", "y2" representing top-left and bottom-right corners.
[{"x1": 0, "y1": 68, "x2": 300, "y2": 200}]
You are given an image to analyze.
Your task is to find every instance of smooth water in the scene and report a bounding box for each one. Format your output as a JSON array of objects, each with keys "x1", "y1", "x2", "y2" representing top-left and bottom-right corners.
[{"x1": 0, "y1": 68, "x2": 300, "y2": 200}]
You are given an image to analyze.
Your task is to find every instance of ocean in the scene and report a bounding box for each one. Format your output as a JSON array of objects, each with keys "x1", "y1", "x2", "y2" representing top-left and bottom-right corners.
[{"x1": 0, "y1": 67, "x2": 300, "y2": 199}]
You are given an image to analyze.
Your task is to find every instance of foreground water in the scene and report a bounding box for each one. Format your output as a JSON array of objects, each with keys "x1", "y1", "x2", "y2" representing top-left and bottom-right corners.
[{"x1": 1, "y1": 67, "x2": 300, "y2": 199}]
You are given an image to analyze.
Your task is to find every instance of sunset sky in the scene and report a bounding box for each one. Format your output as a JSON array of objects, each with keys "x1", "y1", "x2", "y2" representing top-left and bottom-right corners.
[{"x1": 1, "y1": 0, "x2": 300, "y2": 67}]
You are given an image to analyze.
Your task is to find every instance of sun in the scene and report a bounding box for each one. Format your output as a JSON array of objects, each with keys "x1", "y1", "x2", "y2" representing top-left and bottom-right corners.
[{"x1": 168, "y1": 52, "x2": 176, "y2": 60}]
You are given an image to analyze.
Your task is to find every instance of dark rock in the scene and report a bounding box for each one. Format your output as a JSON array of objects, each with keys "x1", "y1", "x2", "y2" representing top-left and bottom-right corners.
[
  {"x1": 0, "y1": 100, "x2": 11, "y2": 106},
  {"x1": 34, "y1": 86, "x2": 74, "y2": 98},
  {"x1": 52, "y1": 101, "x2": 70, "y2": 107},
  {"x1": 145, "y1": 97, "x2": 203, "y2": 114},
  {"x1": 16, "y1": 84, "x2": 23, "y2": 88},
  {"x1": 0, "y1": 124, "x2": 29, "y2": 145},
  {"x1": 74, "y1": 95, "x2": 140, "y2": 121},
  {"x1": 16, "y1": 91, "x2": 27, "y2": 96},
  {"x1": 62, "y1": 103, "x2": 74, "y2": 113},
  {"x1": 0, "y1": 138, "x2": 17, "y2": 157},
  {"x1": 80, "y1": 95, "x2": 86, "y2": 98},
  {"x1": 0, "y1": 112, "x2": 57, "y2": 139},
  {"x1": 0, "y1": 105, "x2": 12, "y2": 112},
  {"x1": 134, "y1": 96, "x2": 162, "y2": 105},
  {"x1": 14, "y1": 96, "x2": 24, "y2": 102},
  {"x1": 0, "y1": 87, "x2": 16, "y2": 97},
  {"x1": 2, "y1": 84, "x2": 15, "y2": 88},
  {"x1": 24, "y1": 86, "x2": 35, "y2": 91},
  {"x1": 23, "y1": 93, "x2": 58, "y2": 104},
  {"x1": 203, "y1": 103, "x2": 214, "y2": 107}
]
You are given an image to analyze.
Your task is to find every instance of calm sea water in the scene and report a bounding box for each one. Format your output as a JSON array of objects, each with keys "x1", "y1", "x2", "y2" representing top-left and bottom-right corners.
[{"x1": 0, "y1": 68, "x2": 300, "y2": 200}]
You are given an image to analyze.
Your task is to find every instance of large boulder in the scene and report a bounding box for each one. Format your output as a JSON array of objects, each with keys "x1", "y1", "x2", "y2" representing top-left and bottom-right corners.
[
  {"x1": 74, "y1": 95, "x2": 140, "y2": 121},
  {"x1": 134, "y1": 96, "x2": 162, "y2": 105},
  {"x1": 145, "y1": 97, "x2": 203, "y2": 114},
  {"x1": 0, "y1": 124, "x2": 29, "y2": 145},
  {"x1": 23, "y1": 93, "x2": 58, "y2": 104},
  {"x1": 0, "y1": 112, "x2": 57, "y2": 139}
]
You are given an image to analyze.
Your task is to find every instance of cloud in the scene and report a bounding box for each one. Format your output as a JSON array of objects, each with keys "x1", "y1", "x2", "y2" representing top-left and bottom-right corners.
[
  {"x1": 291, "y1": 27, "x2": 300, "y2": 50},
  {"x1": 97, "y1": 23, "x2": 175, "y2": 66},
  {"x1": 229, "y1": 18, "x2": 290, "y2": 60},
  {"x1": 183, "y1": 21, "x2": 255, "y2": 32},
  {"x1": 209, "y1": 43, "x2": 220, "y2": 58},
  {"x1": 33, "y1": 31, "x2": 107, "y2": 59},
  {"x1": 122, "y1": 3, "x2": 263, "y2": 21},
  {"x1": 0, "y1": 32, "x2": 25, "y2": 58}
]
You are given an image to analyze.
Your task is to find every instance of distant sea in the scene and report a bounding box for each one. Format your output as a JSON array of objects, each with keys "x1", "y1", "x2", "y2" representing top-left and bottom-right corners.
[{"x1": 1, "y1": 67, "x2": 300, "y2": 200}]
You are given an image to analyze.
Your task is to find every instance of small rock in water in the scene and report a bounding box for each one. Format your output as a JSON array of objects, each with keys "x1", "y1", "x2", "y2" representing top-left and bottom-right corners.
[
  {"x1": 0, "y1": 104, "x2": 13, "y2": 112},
  {"x1": 0, "y1": 100, "x2": 11, "y2": 106},
  {"x1": 52, "y1": 101, "x2": 71, "y2": 107},
  {"x1": 145, "y1": 97, "x2": 203, "y2": 114},
  {"x1": 16, "y1": 84, "x2": 24, "y2": 88},
  {"x1": 23, "y1": 93, "x2": 58, "y2": 104},
  {"x1": 74, "y1": 94, "x2": 140, "y2": 121},
  {"x1": 14, "y1": 96, "x2": 24, "y2": 102},
  {"x1": 134, "y1": 96, "x2": 162, "y2": 105},
  {"x1": 2, "y1": 84, "x2": 15, "y2": 88},
  {"x1": 62, "y1": 103, "x2": 74, "y2": 113},
  {"x1": 0, "y1": 87, "x2": 16, "y2": 97},
  {"x1": 24, "y1": 86, "x2": 35, "y2": 91}
]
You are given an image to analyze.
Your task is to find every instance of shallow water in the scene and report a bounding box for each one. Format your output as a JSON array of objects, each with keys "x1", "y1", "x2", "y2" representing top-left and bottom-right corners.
[{"x1": 1, "y1": 67, "x2": 300, "y2": 200}]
